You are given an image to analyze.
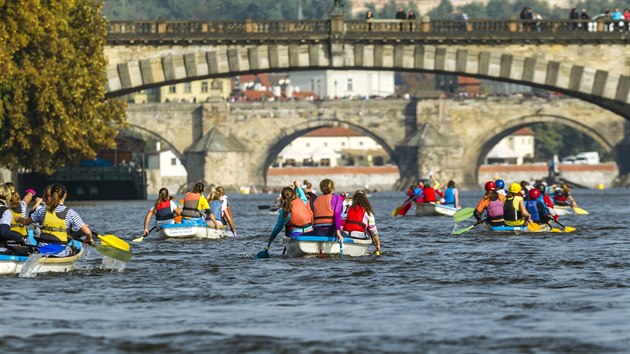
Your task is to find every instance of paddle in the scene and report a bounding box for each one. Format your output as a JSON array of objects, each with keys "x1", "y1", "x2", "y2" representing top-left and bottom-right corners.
[
  {"x1": 453, "y1": 207, "x2": 475, "y2": 223},
  {"x1": 132, "y1": 226, "x2": 156, "y2": 243},
  {"x1": 256, "y1": 235, "x2": 277, "y2": 259},
  {"x1": 526, "y1": 220, "x2": 542, "y2": 232},
  {"x1": 93, "y1": 234, "x2": 132, "y2": 262},
  {"x1": 339, "y1": 238, "x2": 343, "y2": 258},
  {"x1": 258, "y1": 205, "x2": 271, "y2": 210},
  {"x1": 553, "y1": 219, "x2": 576, "y2": 233},
  {"x1": 572, "y1": 206, "x2": 589, "y2": 215},
  {"x1": 37, "y1": 243, "x2": 66, "y2": 255},
  {"x1": 392, "y1": 197, "x2": 412, "y2": 217},
  {"x1": 397, "y1": 200, "x2": 413, "y2": 217},
  {"x1": 452, "y1": 218, "x2": 486, "y2": 235}
]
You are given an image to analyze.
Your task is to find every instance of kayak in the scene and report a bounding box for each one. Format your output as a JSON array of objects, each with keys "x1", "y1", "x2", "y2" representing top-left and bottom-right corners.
[
  {"x1": 160, "y1": 221, "x2": 229, "y2": 239},
  {"x1": 554, "y1": 205, "x2": 572, "y2": 216},
  {"x1": 488, "y1": 224, "x2": 552, "y2": 233},
  {"x1": 0, "y1": 244, "x2": 85, "y2": 275},
  {"x1": 261, "y1": 207, "x2": 280, "y2": 215},
  {"x1": 283, "y1": 235, "x2": 373, "y2": 257},
  {"x1": 415, "y1": 203, "x2": 459, "y2": 216}
]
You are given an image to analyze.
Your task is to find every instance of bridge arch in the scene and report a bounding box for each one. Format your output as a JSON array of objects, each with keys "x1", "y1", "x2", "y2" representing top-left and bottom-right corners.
[
  {"x1": 260, "y1": 119, "x2": 400, "y2": 184},
  {"x1": 124, "y1": 123, "x2": 186, "y2": 165},
  {"x1": 470, "y1": 114, "x2": 620, "y2": 186},
  {"x1": 106, "y1": 43, "x2": 630, "y2": 119}
]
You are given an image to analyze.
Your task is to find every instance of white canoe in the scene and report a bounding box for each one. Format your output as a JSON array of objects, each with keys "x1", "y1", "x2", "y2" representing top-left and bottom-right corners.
[
  {"x1": 553, "y1": 205, "x2": 572, "y2": 216},
  {"x1": 283, "y1": 236, "x2": 373, "y2": 257},
  {"x1": 415, "y1": 203, "x2": 459, "y2": 216},
  {"x1": 160, "y1": 222, "x2": 228, "y2": 239},
  {"x1": 0, "y1": 247, "x2": 85, "y2": 275}
]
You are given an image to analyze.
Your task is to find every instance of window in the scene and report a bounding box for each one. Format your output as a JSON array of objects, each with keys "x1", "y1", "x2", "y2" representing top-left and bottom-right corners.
[
  {"x1": 184, "y1": 82, "x2": 192, "y2": 93},
  {"x1": 211, "y1": 80, "x2": 223, "y2": 89},
  {"x1": 347, "y1": 78, "x2": 353, "y2": 91},
  {"x1": 169, "y1": 85, "x2": 176, "y2": 93},
  {"x1": 324, "y1": 142, "x2": 328, "y2": 147},
  {"x1": 320, "y1": 159, "x2": 331, "y2": 167},
  {"x1": 359, "y1": 141, "x2": 364, "y2": 146},
  {"x1": 201, "y1": 82, "x2": 209, "y2": 93},
  {"x1": 171, "y1": 158, "x2": 177, "y2": 166}
]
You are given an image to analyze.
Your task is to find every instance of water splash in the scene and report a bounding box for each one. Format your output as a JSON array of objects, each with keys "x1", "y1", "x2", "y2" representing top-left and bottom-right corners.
[
  {"x1": 100, "y1": 256, "x2": 127, "y2": 272},
  {"x1": 18, "y1": 254, "x2": 46, "y2": 278}
]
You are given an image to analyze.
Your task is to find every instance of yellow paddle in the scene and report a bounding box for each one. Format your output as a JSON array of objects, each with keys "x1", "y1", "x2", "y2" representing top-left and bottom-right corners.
[
  {"x1": 572, "y1": 206, "x2": 589, "y2": 215},
  {"x1": 526, "y1": 220, "x2": 541, "y2": 232},
  {"x1": 98, "y1": 234, "x2": 130, "y2": 251}
]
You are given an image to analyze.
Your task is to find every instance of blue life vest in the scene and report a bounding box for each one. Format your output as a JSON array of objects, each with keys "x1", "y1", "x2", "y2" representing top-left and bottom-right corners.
[
  {"x1": 209, "y1": 200, "x2": 223, "y2": 222},
  {"x1": 526, "y1": 200, "x2": 542, "y2": 222},
  {"x1": 444, "y1": 188, "x2": 456, "y2": 205}
]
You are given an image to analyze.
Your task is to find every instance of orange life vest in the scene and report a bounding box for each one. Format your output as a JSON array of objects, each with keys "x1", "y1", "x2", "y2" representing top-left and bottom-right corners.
[
  {"x1": 288, "y1": 198, "x2": 313, "y2": 229},
  {"x1": 181, "y1": 193, "x2": 201, "y2": 217},
  {"x1": 344, "y1": 205, "x2": 366, "y2": 233},
  {"x1": 312, "y1": 194, "x2": 333, "y2": 226}
]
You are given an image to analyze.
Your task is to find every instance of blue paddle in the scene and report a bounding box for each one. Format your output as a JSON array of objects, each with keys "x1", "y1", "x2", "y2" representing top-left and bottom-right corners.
[{"x1": 256, "y1": 235, "x2": 277, "y2": 259}]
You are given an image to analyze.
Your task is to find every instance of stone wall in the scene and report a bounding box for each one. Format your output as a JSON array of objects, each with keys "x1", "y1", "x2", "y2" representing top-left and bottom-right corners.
[{"x1": 267, "y1": 166, "x2": 399, "y2": 192}]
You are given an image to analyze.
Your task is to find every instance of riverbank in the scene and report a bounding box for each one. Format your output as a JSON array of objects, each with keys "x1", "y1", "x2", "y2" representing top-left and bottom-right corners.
[
  {"x1": 478, "y1": 162, "x2": 619, "y2": 189},
  {"x1": 267, "y1": 165, "x2": 399, "y2": 191}
]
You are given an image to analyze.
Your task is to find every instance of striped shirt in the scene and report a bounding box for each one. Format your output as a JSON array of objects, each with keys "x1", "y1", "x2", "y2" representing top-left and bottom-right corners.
[
  {"x1": 0, "y1": 201, "x2": 12, "y2": 226},
  {"x1": 31, "y1": 205, "x2": 86, "y2": 232}
]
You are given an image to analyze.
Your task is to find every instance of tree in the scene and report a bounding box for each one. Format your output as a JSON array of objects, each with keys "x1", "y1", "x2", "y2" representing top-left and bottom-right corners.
[{"x1": 0, "y1": 0, "x2": 126, "y2": 174}]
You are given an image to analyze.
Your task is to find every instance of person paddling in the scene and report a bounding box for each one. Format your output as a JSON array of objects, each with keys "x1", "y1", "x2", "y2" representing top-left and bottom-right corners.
[
  {"x1": 267, "y1": 180, "x2": 314, "y2": 241},
  {"x1": 339, "y1": 190, "x2": 381, "y2": 254},
  {"x1": 504, "y1": 183, "x2": 531, "y2": 227},
  {"x1": 474, "y1": 181, "x2": 505, "y2": 226},
  {"x1": 142, "y1": 188, "x2": 182, "y2": 236},
  {"x1": 205, "y1": 190, "x2": 226, "y2": 229},
  {"x1": 525, "y1": 188, "x2": 552, "y2": 227},
  {"x1": 443, "y1": 180, "x2": 460, "y2": 209},
  {"x1": 214, "y1": 186, "x2": 236, "y2": 234},
  {"x1": 0, "y1": 184, "x2": 29, "y2": 256},
  {"x1": 312, "y1": 179, "x2": 343, "y2": 236}
]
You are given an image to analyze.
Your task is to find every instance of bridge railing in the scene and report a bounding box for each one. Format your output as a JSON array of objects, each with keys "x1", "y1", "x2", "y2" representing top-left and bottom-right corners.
[{"x1": 107, "y1": 19, "x2": 629, "y2": 43}]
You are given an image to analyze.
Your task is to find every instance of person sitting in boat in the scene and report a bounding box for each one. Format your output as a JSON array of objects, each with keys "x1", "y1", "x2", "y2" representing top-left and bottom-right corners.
[
  {"x1": 268, "y1": 181, "x2": 314, "y2": 240},
  {"x1": 17, "y1": 183, "x2": 94, "y2": 257},
  {"x1": 180, "y1": 182, "x2": 210, "y2": 224},
  {"x1": 534, "y1": 183, "x2": 559, "y2": 221},
  {"x1": 422, "y1": 182, "x2": 444, "y2": 204},
  {"x1": 525, "y1": 188, "x2": 553, "y2": 226},
  {"x1": 442, "y1": 180, "x2": 461, "y2": 209},
  {"x1": 474, "y1": 181, "x2": 505, "y2": 226},
  {"x1": 495, "y1": 179, "x2": 507, "y2": 197},
  {"x1": 341, "y1": 191, "x2": 352, "y2": 219},
  {"x1": 312, "y1": 178, "x2": 344, "y2": 236},
  {"x1": 0, "y1": 184, "x2": 30, "y2": 256},
  {"x1": 214, "y1": 186, "x2": 236, "y2": 234},
  {"x1": 142, "y1": 187, "x2": 182, "y2": 236},
  {"x1": 338, "y1": 190, "x2": 381, "y2": 254},
  {"x1": 206, "y1": 190, "x2": 226, "y2": 229},
  {"x1": 412, "y1": 181, "x2": 425, "y2": 203},
  {"x1": 3, "y1": 183, "x2": 28, "y2": 242},
  {"x1": 554, "y1": 183, "x2": 578, "y2": 208},
  {"x1": 504, "y1": 183, "x2": 531, "y2": 227}
]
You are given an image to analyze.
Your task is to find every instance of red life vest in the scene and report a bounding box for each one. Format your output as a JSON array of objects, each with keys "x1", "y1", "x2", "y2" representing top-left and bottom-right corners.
[
  {"x1": 288, "y1": 199, "x2": 313, "y2": 229},
  {"x1": 181, "y1": 193, "x2": 201, "y2": 217},
  {"x1": 155, "y1": 200, "x2": 174, "y2": 220},
  {"x1": 312, "y1": 194, "x2": 333, "y2": 226},
  {"x1": 344, "y1": 205, "x2": 366, "y2": 232},
  {"x1": 423, "y1": 187, "x2": 438, "y2": 203}
]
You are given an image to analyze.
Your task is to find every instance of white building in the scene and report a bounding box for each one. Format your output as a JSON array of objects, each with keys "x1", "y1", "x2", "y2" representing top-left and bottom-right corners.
[
  {"x1": 146, "y1": 142, "x2": 187, "y2": 194},
  {"x1": 486, "y1": 127, "x2": 535, "y2": 165},
  {"x1": 275, "y1": 127, "x2": 389, "y2": 168},
  {"x1": 288, "y1": 70, "x2": 395, "y2": 99}
]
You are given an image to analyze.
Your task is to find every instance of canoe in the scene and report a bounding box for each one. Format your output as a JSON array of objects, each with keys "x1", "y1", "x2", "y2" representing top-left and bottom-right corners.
[
  {"x1": 415, "y1": 203, "x2": 459, "y2": 216},
  {"x1": 159, "y1": 221, "x2": 228, "y2": 239},
  {"x1": 0, "y1": 246, "x2": 85, "y2": 275},
  {"x1": 488, "y1": 224, "x2": 551, "y2": 233},
  {"x1": 283, "y1": 235, "x2": 373, "y2": 258},
  {"x1": 553, "y1": 205, "x2": 572, "y2": 216}
]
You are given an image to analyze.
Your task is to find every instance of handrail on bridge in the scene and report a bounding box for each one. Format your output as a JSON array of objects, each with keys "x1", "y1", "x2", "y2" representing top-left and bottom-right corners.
[{"x1": 107, "y1": 18, "x2": 630, "y2": 41}]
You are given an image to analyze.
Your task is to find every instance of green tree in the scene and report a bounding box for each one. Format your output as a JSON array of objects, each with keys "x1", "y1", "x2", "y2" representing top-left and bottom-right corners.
[{"x1": 0, "y1": 0, "x2": 126, "y2": 174}]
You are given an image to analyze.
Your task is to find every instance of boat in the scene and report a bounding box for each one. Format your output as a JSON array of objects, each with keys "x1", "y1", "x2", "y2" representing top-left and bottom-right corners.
[
  {"x1": 0, "y1": 243, "x2": 85, "y2": 275},
  {"x1": 283, "y1": 235, "x2": 373, "y2": 257},
  {"x1": 553, "y1": 205, "x2": 573, "y2": 216},
  {"x1": 415, "y1": 203, "x2": 459, "y2": 216},
  {"x1": 488, "y1": 224, "x2": 552, "y2": 233},
  {"x1": 159, "y1": 221, "x2": 229, "y2": 239}
]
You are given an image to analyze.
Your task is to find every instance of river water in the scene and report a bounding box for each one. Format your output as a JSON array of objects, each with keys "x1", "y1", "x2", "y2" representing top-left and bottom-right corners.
[{"x1": 1, "y1": 189, "x2": 628, "y2": 353}]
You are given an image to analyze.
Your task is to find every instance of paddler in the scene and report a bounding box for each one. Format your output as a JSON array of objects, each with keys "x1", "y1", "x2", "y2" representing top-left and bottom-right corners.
[{"x1": 503, "y1": 183, "x2": 531, "y2": 227}]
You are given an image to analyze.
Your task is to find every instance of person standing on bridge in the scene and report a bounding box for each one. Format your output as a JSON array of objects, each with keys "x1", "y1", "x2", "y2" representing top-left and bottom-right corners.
[{"x1": 395, "y1": 7, "x2": 406, "y2": 31}]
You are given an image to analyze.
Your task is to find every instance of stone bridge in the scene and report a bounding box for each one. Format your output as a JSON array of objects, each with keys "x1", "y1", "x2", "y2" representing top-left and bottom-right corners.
[
  {"x1": 105, "y1": 18, "x2": 630, "y2": 119},
  {"x1": 125, "y1": 98, "x2": 629, "y2": 190}
]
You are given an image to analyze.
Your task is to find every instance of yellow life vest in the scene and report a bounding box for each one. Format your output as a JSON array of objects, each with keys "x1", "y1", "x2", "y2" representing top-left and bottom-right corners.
[
  {"x1": 9, "y1": 206, "x2": 27, "y2": 236},
  {"x1": 40, "y1": 209, "x2": 69, "y2": 243}
]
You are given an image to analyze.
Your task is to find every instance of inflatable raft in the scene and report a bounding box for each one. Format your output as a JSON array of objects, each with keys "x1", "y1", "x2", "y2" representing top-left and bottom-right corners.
[
  {"x1": 283, "y1": 235, "x2": 373, "y2": 257},
  {"x1": 159, "y1": 221, "x2": 228, "y2": 239}
]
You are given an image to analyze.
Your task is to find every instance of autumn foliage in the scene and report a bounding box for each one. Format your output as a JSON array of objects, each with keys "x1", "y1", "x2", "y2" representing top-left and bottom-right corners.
[{"x1": 0, "y1": 0, "x2": 126, "y2": 174}]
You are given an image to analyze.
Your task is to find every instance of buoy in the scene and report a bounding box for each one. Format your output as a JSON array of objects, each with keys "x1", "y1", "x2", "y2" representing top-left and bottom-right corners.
[{"x1": 597, "y1": 183, "x2": 604, "y2": 190}]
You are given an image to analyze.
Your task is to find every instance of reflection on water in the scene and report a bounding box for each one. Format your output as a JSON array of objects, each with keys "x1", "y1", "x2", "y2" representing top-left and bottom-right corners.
[{"x1": 1, "y1": 189, "x2": 628, "y2": 353}]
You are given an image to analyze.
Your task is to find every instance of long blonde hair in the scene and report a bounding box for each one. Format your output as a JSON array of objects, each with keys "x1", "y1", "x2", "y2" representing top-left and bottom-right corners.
[
  {"x1": 3, "y1": 182, "x2": 21, "y2": 208},
  {"x1": 0, "y1": 184, "x2": 11, "y2": 204}
]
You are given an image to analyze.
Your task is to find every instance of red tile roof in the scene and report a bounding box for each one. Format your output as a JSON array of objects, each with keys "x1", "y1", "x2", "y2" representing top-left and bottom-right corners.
[{"x1": 511, "y1": 127, "x2": 534, "y2": 136}]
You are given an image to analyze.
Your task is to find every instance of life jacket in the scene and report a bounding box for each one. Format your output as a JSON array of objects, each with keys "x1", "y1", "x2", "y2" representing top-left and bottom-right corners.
[
  {"x1": 503, "y1": 195, "x2": 523, "y2": 224},
  {"x1": 444, "y1": 188, "x2": 456, "y2": 205},
  {"x1": 487, "y1": 198, "x2": 504, "y2": 224},
  {"x1": 526, "y1": 200, "x2": 542, "y2": 222},
  {"x1": 181, "y1": 193, "x2": 202, "y2": 218},
  {"x1": 155, "y1": 200, "x2": 174, "y2": 221},
  {"x1": 423, "y1": 187, "x2": 438, "y2": 203},
  {"x1": 307, "y1": 191, "x2": 318, "y2": 211},
  {"x1": 344, "y1": 205, "x2": 366, "y2": 233},
  {"x1": 9, "y1": 206, "x2": 27, "y2": 236},
  {"x1": 554, "y1": 191, "x2": 568, "y2": 205},
  {"x1": 209, "y1": 200, "x2": 223, "y2": 222},
  {"x1": 312, "y1": 194, "x2": 334, "y2": 226},
  {"x1": 40, "y1": 208, "x2": 70, "y2": 243},
  {"x1": 413, "y1": 187, "x2": 424, "y2": 203},
  {"x1": 287, "y1": 199, "x2": 312, "y2": 229}
]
